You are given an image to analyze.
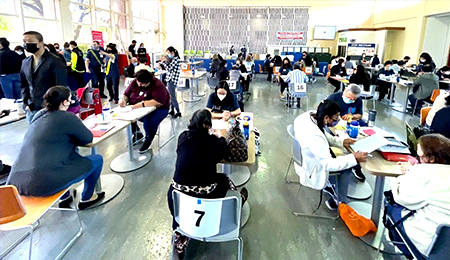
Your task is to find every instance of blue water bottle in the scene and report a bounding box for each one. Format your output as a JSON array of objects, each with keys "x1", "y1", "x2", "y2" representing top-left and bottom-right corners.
[
  {"x1": 349, "y1": 121, "x2": 360, "y2": 138},
  {"x1": 243, "y1": 121, "x2": 250, "y2": 140}
]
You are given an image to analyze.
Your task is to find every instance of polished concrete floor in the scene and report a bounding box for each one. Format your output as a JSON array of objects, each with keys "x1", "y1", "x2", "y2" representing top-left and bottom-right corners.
[{"x1": 0, "y1": 74, "x2": 419, "y2": 260}]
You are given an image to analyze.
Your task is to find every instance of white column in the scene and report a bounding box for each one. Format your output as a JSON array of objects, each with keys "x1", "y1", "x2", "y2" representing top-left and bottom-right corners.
[{"x1": 59, "y1": 0, "x2": 73, "y2": 42}]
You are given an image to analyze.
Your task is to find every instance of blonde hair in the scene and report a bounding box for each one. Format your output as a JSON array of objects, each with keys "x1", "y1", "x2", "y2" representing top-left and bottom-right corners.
[
  {"x1": 245, "y1": 55, "x2": 252, "y2": 62},
  {"x1": 212, "y1": 54, "x2": 218, "y2": 60}
]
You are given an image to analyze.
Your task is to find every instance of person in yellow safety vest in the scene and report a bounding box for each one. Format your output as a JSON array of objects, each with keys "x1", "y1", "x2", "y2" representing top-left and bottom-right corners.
[{"x1": 69, "y1": 40, "x2": 86, "y2": 90}]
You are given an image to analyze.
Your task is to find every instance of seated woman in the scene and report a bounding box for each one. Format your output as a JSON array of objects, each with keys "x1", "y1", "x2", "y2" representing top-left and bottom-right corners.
[
  {"x1": 293, "y1": 100, "x2": 368, "y2": 210},
  {"x1": 408, "y1": 64, "x2": 439, "y2": 114},
  {"x1": 425, "y1": 92, "x2": 450, "y2": 127},
  {"x1": 206, "y1": 81, "x2": 241, "y2": 120},
  {"x1": 389, "y1": 134, "x2": 450, "y2": 258},
  {"x1": 278, "y1": 57, "x2": 292, "y2": 99},
  {"x1": 119, "y1": 69, "x2": 170, "y2": 153},
  {"x1": 349, "y1": 65, "x2": 371, "y2": 91},
  {"x1": 167, "y1": 109, "x2": 248, "y2": 256},
  {"x1": 216, "y1": 59, "x2": 229, "y2": 81},
  {"x1": 235, "y1": 59, "x2": 250, "y2": 92},
  {"x1": 328, "y1": 58, "x2": 347, "y2": 93},
  {"x1": 7, "y1": 86, "x2": 104, "y2": 210}
]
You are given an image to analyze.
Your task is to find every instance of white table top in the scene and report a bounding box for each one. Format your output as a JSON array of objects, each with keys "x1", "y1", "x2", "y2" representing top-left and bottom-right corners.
[
  {"x1": 0, "y1": 99, "x2": 26, "y2": 126},
  {"x1": 440, "y1": 80, "x2": 450, "y2": 84},
  {"x1": 180, "y1": 71, "x2": 207, "y2": 79},
  {"x1": 181, "y1": 61, "x2": 203, "y2": 65},
  {"x1": 111, "y1": 106, "x2": 156, "y2": 122},
  {"x1": 82, "y1": 119, "x2": 130, "y2": 147}
]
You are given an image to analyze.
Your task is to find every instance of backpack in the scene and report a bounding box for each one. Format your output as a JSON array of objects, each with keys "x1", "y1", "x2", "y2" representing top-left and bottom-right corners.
[{"x1": 224, "y1": 121, "x2": 248, "y2": 162}]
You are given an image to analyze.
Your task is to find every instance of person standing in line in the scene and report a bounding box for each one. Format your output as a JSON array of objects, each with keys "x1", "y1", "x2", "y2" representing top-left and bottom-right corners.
[
  {"x1": 69, "y1": 41, "x2": 86, "y2": 89},
  {"x1": 20, "y1": 31, "x2": 67, "y2": 123},
  {"x1": 137, "y1": 43, "x2": 147, "y2": 60},
  {"x1": 85, "y1": 41, "x2": 107, "y2": 98},
  {"x1": 165, "y1": 46, "x2": 181, "y2": 118},
  {"x1": 62, "y1": 42, "x2": 71, "y2": 63},
  {"x1": 128, "y1": 40, "x2": 137, "y2": 59},
  {"x1": 100, "y1": 43, "x2": 120, "y2": 104},
  {"x1": 229, "y1": 45, "x2": 235, "y2": 55},
  {"x1": 53, "y1": 43, "x2": 61, "y2": 53},
  {"x1": 0, "y1": 37, "x2": 23, "y2": 99},
  {"x1": 14, "y1": 46, "x2": 26, "y2": 61}
]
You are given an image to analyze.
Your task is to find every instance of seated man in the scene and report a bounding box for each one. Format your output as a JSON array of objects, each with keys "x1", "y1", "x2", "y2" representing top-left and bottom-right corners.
[
  {"x1": 425, "y1": 92, "x2": 450, "y2": 127},
  {"x1": 327, "y1": 84, "x2": 366, "y2": 126},
  {"x1": 126, "y1": 57, "x2": 137, "y2": 77},
  {"x1": 431, "y1": 105, "x2": 450, "y2": 140},
  {"x1": 284, "y1": 62, "x2": 308, "y2": 108},
  {"x1": 408, "y1": 65, "x2": 439, "y2": 114},
  {"x1": 397, "y1": 56, "x2": 410, "y2": 67},
  {"x1": 119, "y1": 70, "x2": 170, "y2": 153},
  {"x1": 376, "y1": 60, "x2": 395, "y2": 101},
  {"x1": 135, "y1": 56, "x2": 153, "y2": 73}
]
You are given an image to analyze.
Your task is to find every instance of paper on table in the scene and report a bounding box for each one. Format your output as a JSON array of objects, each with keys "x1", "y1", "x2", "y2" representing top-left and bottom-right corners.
[
  {"x1": 350, "y1": 134, "x2": 390, "y2": 153},
  {"x1": 212, "y1": 119, "x2": 228, "y2": 130},
  {"x1": 113, "y1": 106, "x2": 155, "y2": 120}
]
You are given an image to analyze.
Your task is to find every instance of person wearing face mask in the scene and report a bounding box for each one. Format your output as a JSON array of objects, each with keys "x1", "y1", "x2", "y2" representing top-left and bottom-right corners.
[
  {"x1": 53, "y1": 43, "x2": 61, "y2": 53},
  {"x1": 167, "y1": 109, "x2": 248, "y2": 258},
  {"x1": 69, "y1": 41, "x2": 86, "y2": 90},
  {"x1": 100, "y1": 43, "x2": 120, "y2": 103},
  {"x1": 387, "y1": 134, "x2": 450, "y2": 258},
  {"x1": 329, "y1": 58, "x2": 347, "y2": 93},
  {"x1": 6, "y1": 86, "x2": 105, "y2": 210},
  {"x1": 408, "y1": 64, "x2": 439, "y2": 114},
  {"x1": 206, "y1": 81, "x2": 241, "y2": 120},
  {"x1": 0, "y1": 37, "x2": 23, "y2": 99},
  {"x1": 134, "y1": 56, "x2": 153, "y2": 74},
  {"x1": 137, "y1": 43, "x2": 147, "y2": 60},
  {"x1": 349, "y1": 65, "x2": 371, "y2": 91},
  {"x1": 20, "y1": 31, "x2": 68, "y2": 124},
  {"x1": 278, "y1": 57, "x2": 292, "y2": 99},
  {"x1": 216, "y1": 60, "x2": 229, "y2": 81},
  {"x1": 294, "y1": 100, "x2": 368, "y2": 210},
  {"x1": 119, "y1": 70, "x2": 170, "y2": 153},
  {"x1": 376, "y1": 60, "x2": 395, "y2": 101},
  {"x1": 125, "y1": 57, "x2": 138, "y2": 77},
  {"x1": 62, "y1": 42, "x2": 71, "y2": 63},
  {"x1": 284, "y1": 62, "x2": 309, "y2": 108},
  {"x1": 369, "y1": 54, "x2": 380, "y2": 67},
  {"x1": 165, "y1": 46, "x2": 181, "y2": 118},
  {"x1": 85, "y1": 41, "x2": 107, "y2": 98},
  {"x1": 235, "y1": 59, "x2": 250, "y2": 91},
  {"x1": 416, "y1": 52, "x2": 436, "y2": 75},
  {"x1": 435, "y1": 66, "x2": 450, "y2": 89},
  {"x1": 128, "y1": 40, "x2": 137, "y2": 59},
  {"x1": 397, "y1": 56, "x2": 410, "y2": 67},
  {"x1": 14, "y1": 45, "x2": 26, "y2": 61}
]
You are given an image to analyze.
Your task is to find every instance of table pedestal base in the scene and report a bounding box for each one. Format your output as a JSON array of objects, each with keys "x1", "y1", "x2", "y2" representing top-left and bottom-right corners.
[
  {"x1": 69, "y1": 174, "x2": 124, "y2": 210},
  {"x1": 241, "y1": 202, "x2": 250, "y2": 227},
  {"x1": 110, "y1": 150, "x2": 151, "y2": 173},
  {"x1": 347, "y1": 178, "x2": 372, "y2": 200},
  {"x1": 221, "y1": 164, "x2": 251, "y2": 187}
]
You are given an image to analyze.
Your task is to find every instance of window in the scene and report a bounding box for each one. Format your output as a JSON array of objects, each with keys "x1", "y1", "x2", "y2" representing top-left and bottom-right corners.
[
  {"x1": 71, "y1": 0, "x2": 89, "y2": 4},
  {"x1": 113, "y1": 0, "x2": 126, "y2": 14},
  {"x1": 72, "y1": 24, "x2": 92, "y2": 43},
  {"x1": 115, "y1": 14, "x2": 126, "y2": 29},
  {"x1": 96, "y1": 9, "x2": 110, "y2": 27},
  {"x1": 0, "y1": 15, "x2": 23, "y2": 43},
  {"x1": 22, "y1": 0, "x2": 56, "y2": 19},
  {"x1": 0, "y1": 0, "x2": 17, "y2": 15},
  {"x1": 95, "y1": 0, "x2": 110, "y2": 10},
  {"x1": 70, "y1": 3, "x2": 92, "y2": 24},
  {"x1": 24, "y1": 18, "x2": 59, "y2": 43}
]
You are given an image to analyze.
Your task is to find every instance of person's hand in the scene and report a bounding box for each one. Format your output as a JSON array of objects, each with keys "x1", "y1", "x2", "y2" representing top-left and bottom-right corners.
[
  {"x1": 343, "y1": 138, "x2": 356, "y2": 147},
  {"x1": 119, "y1": 100, "x2": 126, "y2": 107},
  {"x1": 397, "y1": 160, "x2": 417, "y2": 174},
  {"x1": 86, "y1": 69, "x2": 91, "y2": 74},
  {"x1": 222, "y1": 111, "x2": 231, "y2": 121},
  {"x1": 444, "y1": 78, "x2": 450, "y2": 81},
  {"x1": 418, "y1": 72, "x2": 424, "y2": 76},
  {"x1": 131, "y1": 103, "x2": 141, "y2": 109},
  {"x1": 353, "y1": 152, "x2": 368, "y2": 163},
  {"x1": 342, "y1": 114, "x2": 352, "y2": 121},
  {"x1": 25, "y1": 106, "x2": 30, "y2": 112}
]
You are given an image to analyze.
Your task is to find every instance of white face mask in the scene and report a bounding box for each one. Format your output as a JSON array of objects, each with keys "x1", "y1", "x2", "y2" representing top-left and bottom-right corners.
[
  {"x1": 341, "y1": 63, "x2": 345, "y2": 67},
  {"x1": 343, "y1": 96, "x2": 355, "y2": 104},
  {"x1": 420, "y1": 59, "x2": 426, "y2": 63},
  {"x1": 444, "y1": 71, "x2": 450, "y2": 75},
  {"x1": 15, "y1": 51, "x2": 23, "y2": 55},
  {"x1": 217, "y1": 94, "x2": 226, "y2": 101}
]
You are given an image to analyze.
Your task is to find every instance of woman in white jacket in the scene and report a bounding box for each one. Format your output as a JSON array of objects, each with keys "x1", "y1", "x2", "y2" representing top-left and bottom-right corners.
[
  {"x1": 293, "y1": 100, "x2": 368, "y2": 210},
  {"x1": 389, "y1": 134, "x2": 450, "y2": 258}
]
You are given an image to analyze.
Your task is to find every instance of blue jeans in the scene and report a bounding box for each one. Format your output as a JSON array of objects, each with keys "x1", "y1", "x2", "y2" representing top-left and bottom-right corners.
[
  {"x1": 57, "y1": 154, "x2": 103, "y2": 201},
  {"x1": 329, "y1": 168, "x2": 352, "y2": 203},
  {"x1": 139, "y1": 108, "x2": 169, "y2": 143},
  {"x1": 106, "y1": 75, "x2": 120, "y2": 101},
  {"x1": 0, "y1": 73, "x2": 21, "y2": 99},
  {"x1": 408, "y1": 94, "x2": 424, "y2": 113},
  {"x1": 167, "y1": 81, "x2": 180, "y2": 113}
]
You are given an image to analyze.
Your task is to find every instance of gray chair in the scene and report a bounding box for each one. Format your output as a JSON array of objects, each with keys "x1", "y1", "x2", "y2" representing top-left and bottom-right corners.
[
  {"x1": 207, "y1": 76, "x2": 220, "y2": 89},
  {"x1": 170, "y1": 190, "x2": 243, "y2": 260},
  {"x1": 155, "y1": 117, "x2": 176, "y2": 150},
  {"x1": 285, "y1": 124, "x2": 339, "y2": 220},
  {"x1": 358, "y1": 84, "x2": 376, "y2": 109},
  {"x1": 286, "y1": 83, "x2": 309, "y2": 112}
]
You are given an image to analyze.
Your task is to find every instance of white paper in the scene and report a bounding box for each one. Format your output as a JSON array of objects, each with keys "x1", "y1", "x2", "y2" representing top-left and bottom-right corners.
[
  {"x1": 350, "y1": 134, "x2": 390, "y2": 153},
  {"x1": 211, "y1": 119, "x2": 227, "y2": 130}
]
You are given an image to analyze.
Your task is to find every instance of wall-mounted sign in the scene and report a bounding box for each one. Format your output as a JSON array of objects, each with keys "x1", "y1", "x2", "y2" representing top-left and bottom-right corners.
[
  {"x1": 347, "y1": 43, "x2": 376, "y2": 56},
  {"x1": 276, "y1": 31, "x2": 304, "y2": 41}
]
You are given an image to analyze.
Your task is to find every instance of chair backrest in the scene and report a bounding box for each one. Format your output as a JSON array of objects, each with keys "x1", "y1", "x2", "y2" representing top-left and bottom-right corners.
[
  {"x1": 430, "y1": 89, "x2": 440, "y2": 102},
  {"x1": 420, "y1": 107, "x2": 431, "y2": 126},
  {"x1": 287, "y1": 124, "x2": 302, "y2": 166},
  {"x1": 173, "y1": 190, "x2": 241, "y2": 238},
  {"x1": 177, "y1": 78, "x2": 187, "y2": 88},
  {"x1": 304, "y1": 66, "x2": 313, "y2": 75},
  {"x1": 427, "y1": 224, "x2": 450, "y2": 259},
  {"x1": 405, "y1": 121, "x2": 418, "y2": 152},
  {"x1": 207, "y1": 76, "x2": 220, "y2": 89},
  {"x1": 274, "y1": 66, "x2": 280, "y2": 74},
  {"x1": 227, "y1": 80, "x2": 240, "y2": 94},
  {"x1": 0, "y1": 185, "x2": 26, "y2": 224},
  {"x1": 124, "y1": 77, "x2": 134, "y2": 88},
  {"x1": 258, "y1": 64, "x2": 262, "y2": 73},
  {"x1": 288, "y1": 82, "x2": 307, "y2": 98}
]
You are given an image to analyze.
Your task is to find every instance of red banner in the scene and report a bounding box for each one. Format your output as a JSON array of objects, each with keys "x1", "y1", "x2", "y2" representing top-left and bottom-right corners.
[
  {"x1": 276, "y1": 31, "x2": 304, "y2": 41},
  {"x1": 91, "y1": 30, "x2": 104, "y2": 47}
]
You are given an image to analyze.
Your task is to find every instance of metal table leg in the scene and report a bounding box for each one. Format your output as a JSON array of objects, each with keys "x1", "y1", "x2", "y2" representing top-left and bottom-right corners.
[
  {"x1": 182, "y1": 78, "x2": 201, "y2": 103},
  {"x1": 110, "y1": 124, "x2": 151, "y2": 173},
  {"x1": 393, "y1": 85, "x2": 412, "y2": 113},
  {"x1": 69, "y1": 146, "x2": 125, "y2": 210},
  {"x1": 388, "y1": 82, "x2": 401, "y2": 108},
  {"x1": 193, "y1": 78, "x2": 206, "y2": 97}
]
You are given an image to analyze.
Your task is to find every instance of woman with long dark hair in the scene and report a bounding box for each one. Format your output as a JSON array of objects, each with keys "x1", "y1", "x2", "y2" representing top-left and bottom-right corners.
[
  {"x1": 7, "y1": 86, "x2": 105, "y2": 210},
  {"x1": 349, "y1": 65, "x2": 371, "y2": 91},
  {"x1": 166, "y1": 46, "x2": 182, "y2": 118},
  {"x1": 206, "y1": 81, "x2": 241, "y2": 120},
  {"x1": 293, "y1": 99, "x2": 367, "y2": 210},
  {"x1": 279, "y1": 57, "x2": 292, "y2": 99}
]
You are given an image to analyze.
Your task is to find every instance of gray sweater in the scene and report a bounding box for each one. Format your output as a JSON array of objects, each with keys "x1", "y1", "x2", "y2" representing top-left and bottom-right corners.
[
  {"x1": 413, "y1": 73, "x2": 439, "y2": 100},
  {"x1": 7, "y1": 109, "x2": 93, "y2": 196}
]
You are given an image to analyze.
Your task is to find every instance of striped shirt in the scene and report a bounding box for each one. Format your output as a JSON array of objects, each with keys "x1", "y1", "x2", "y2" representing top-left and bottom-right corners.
[
  {"x1": 284, "y1": 69, "x2": 309, "y2": 84},
  {"x1": 166, "y1": 56, "x2": 181, "y2": 84}
]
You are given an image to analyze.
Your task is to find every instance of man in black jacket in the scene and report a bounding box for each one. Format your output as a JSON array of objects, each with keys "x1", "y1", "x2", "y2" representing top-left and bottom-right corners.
[
  {"x1": 69, "y1": 40, "x2": 86, "y2": 89},
  {"x1": 21, "y1": 31, "x2": 67, "y2": 123},
  {"x1": 0, "y1": 37, "x2": 23, "y2": 99}
]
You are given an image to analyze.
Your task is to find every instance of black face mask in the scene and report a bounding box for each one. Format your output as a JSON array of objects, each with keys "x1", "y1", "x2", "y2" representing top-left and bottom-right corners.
[{"x1": 24, "y1": 43, "x2": 39, "y2": 54}]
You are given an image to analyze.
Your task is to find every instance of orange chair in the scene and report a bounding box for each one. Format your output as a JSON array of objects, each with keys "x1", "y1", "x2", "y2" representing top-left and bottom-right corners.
[
  {"x1": 430, "y1": 89, "x2": 441, "y2": 102},
  {"x1": 0, "y1": 185, "x2": 82, "y2": 260},
  {"x1": 258, "y1": 64, "x2": 263, "y2": 74},
  {"x1": 326, "y1": 64, "x2": 331, "y2": 81},
  {"x1": 420, "y1": 107, "x2": 432, "y2": 126}
]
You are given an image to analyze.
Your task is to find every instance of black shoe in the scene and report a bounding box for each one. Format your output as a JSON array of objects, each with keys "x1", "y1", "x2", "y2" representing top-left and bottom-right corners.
[
  {"x1": 0, "y1": 164, "x2": 11, "y2": 179},
  {"x1": 173, "y1": 112, "x2": 182, "y2": 118},
  {"x1": 100, "y1": 94, "x2": 108, "y2": 99},
  {"x1": 168, "y1": 110, "x2": 175, "y2": 117},
  {"x1": 132, "y1": 132, "x2": 145, "y2": 145},
  {"x1": 240, "y1": 187, "x2": 248, "y2": 205},
  {"x1": 325, "y1": 198, "x2": 338, "y2": 211},
  {"x1": 297, "y1": 103, "x2": 301, "y2": 108},
  {"x1": 323, "y1": 184, "x2": 337, "y2": 200},
  {"x1": 139, "y1": 139, "x2": 152, "y2": 154},
  {"x1": 108, "y1": 97, "x2": 113, "y2": 101},
  {"x1": 78, "y1": 191, "x2": 105, "y2": 210},
  {"x1": 352, "y1": 168, "x2": 366, "y2": 182},
  {"x1": 59, "y1": 189, "x2": 77, "y2": 208}
]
